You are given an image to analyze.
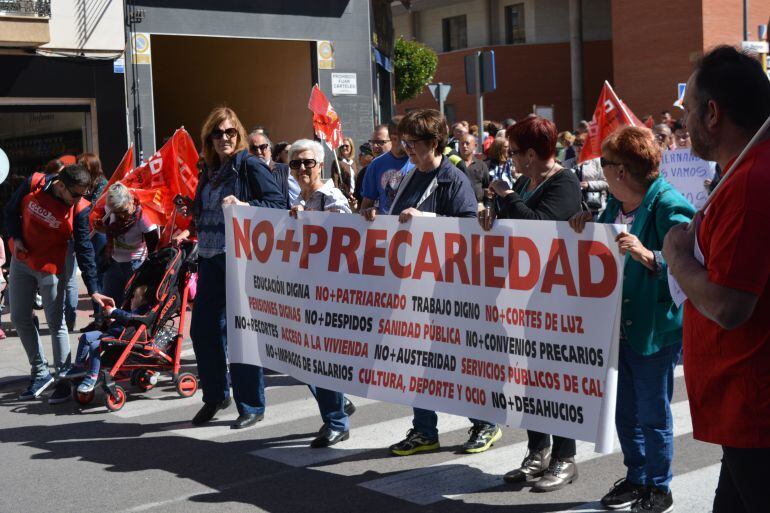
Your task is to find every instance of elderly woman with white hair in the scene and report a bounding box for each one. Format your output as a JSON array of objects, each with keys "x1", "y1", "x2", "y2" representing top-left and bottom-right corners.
[
  {"x1": 288, "y1": 138, "x2": 354, "y2": 448},
  {"x1": 95, "y1": 182, "x2": 159, "y2": 307}
]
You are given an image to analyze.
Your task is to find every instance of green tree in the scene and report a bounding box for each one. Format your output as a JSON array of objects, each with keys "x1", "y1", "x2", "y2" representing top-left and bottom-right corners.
[{"x1": 393, "y1": 37, "x2": 438, "y2": 103}]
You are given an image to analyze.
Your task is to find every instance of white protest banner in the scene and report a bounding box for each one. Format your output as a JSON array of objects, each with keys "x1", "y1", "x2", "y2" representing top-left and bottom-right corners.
[
  {"x1": 660, "y1": 149, "x2": 716, "y2": 208},
  {"x1": 225, "y1": 207, "x2": 624, "y2": 452}
]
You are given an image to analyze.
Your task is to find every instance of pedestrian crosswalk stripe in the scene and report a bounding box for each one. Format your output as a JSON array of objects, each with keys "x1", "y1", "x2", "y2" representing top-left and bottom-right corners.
[
  {"x1": 250, "y1": 411, "x2": 476, "y2": 467},
  {"x1": 163, "y1": 395, "x2": 379, "y2": 441},
  {"x1": 556, "y1": 463, "x2": 720, "y2": 512},
  {"x1": 359, "y1": 400, "x2": 693, "y2": 505}
]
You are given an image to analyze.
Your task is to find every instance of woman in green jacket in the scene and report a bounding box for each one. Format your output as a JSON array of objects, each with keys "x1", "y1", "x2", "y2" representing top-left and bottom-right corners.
[{"x1": 570, "y1": 126, "x2": 694, "y2": 513}]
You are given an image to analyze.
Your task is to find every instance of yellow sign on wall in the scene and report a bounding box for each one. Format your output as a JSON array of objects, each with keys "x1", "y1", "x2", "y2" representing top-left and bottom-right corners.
[
  {"x1": 317, "y1": 40, "x2": 335, "y2": 70},
  {"x1": 132, "y1": 33, "x2": 152, "y2": 65}
]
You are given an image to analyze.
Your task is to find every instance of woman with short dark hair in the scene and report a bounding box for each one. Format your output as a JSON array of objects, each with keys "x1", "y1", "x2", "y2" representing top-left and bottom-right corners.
[
  {"x1": 570, "y1": 126, "x2": 694, "y2": 512},
  {"x1": 364, "y1": 109, "x2": 502, "y2": 456},
  {"x1": 482, "y1": 115, "x2": 583, "y2": 492}
]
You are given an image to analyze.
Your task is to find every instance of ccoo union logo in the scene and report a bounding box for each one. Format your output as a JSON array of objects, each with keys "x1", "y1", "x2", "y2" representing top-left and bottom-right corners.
[{"x1": 27, "y1": 201, "x2": 62, "y2": 229}]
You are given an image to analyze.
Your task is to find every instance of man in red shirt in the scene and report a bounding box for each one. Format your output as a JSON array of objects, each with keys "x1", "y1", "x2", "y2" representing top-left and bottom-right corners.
[{"x1": 664, "y1": 46, "x2": 770, "y2": 513}]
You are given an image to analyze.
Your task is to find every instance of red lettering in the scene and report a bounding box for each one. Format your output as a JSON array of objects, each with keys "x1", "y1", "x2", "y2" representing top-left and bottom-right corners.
[
  {"x1": 578, "y1": 240, "x2": 617, "y2": 298},
  {"x1": 508, "y1": 236, "x2": 540, "y2": 290},
  {"x1": 388, "y1": 230, "x2": 412, "y2": 278},
  {"x1": 232, "y1": 217, "x2": 251, "y2": 259},
  {"x1": 444, "y1": 233, "x2": 470, "y2": 285},
  {"x1": 362, "y1": 229, "x2": 387, "y2": 276},
  {"x1": 328, "y1": 226, "x2": 360, "y2": 273},
  {"x1": 541, "y1": 238, "x2": 577, "y2": 296},
  {"x1": 471, "y1": 234, "x2": 481, "y2": 286},
  {"x1": 483, "y1": 235, "x2": 505, "y2": 288},
  {"x1": 300, "y1": 225, "x2": 328, "y2": 269},
  {"x1": 413, "y1": 232, "x2": 443, "y2": 281},
  {"x1": 251, "y1": 220, "x2": 273, "y2": 263}
]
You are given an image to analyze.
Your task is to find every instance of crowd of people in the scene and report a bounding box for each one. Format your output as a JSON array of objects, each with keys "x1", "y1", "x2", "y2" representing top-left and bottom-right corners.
[{"x1": 0, "y1": 45, "x2": 767, "y2": 513}]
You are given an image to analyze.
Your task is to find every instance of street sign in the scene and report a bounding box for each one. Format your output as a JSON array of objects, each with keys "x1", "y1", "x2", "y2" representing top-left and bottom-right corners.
[
  {"x1": 427, "y1": 83, "x2": 451, "y2": 102},
  {"x1": 427, "y1": 83, "x2": 451, "y2": 117},
  {"x1": 741, "y1": 40, "x2": 769, "y2": 54},
  {"x1": 464, "y1": 51, "x2": 496, "y2": 95}
]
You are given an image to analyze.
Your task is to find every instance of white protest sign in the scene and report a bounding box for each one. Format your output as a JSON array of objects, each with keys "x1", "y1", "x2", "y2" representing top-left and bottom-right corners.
[
  {"x1": 225, "y1": 207, "x2": 624, "y2": 452},
  {"x1": 660, "y1": 149, "x2": 716, "y2": 209}
]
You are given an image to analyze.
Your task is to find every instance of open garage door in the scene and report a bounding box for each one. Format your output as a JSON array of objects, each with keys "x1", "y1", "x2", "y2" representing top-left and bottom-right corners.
[{"x1": 151, "y1": 35, "x2": 314, "y2": 148}]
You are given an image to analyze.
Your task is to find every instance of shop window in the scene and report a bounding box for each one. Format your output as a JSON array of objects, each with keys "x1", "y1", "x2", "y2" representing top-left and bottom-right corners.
[
  {"x1": 505, "y1": 4, "x2": 526, "y2": 44},
  {"x1": 442, "y1": 15, "x2": 467, "y2": 52}
]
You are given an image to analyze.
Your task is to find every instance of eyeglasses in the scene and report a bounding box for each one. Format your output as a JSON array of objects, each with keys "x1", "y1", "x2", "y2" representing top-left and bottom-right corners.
[
  {"x1": 600, "y1": 157, "x2": 621, "y2": 168},
  {"x1": 65, "y1": 184, "x2": 87, "y2": 200},
  {"x1": 211, "y1": 128, "x2": 238, "y2": 140},
  {"x1": 400, "y1": 137, "x2": 432, "y2": 150},
  {"x1": 508, "y1": 148, "x2": 522, "y2": 157},
  {"x1": 654, "y1": 133, "x2": 669, "y2": 142},
  {"x1": 289, "y1": 158, "x2": 318, "y2": 170},
  {"x1": 368, "y1": 139, "x2": 389, "y2": 146},
  {"x1": 250, "y1": 143, "x2": 270, "y2": 153}
]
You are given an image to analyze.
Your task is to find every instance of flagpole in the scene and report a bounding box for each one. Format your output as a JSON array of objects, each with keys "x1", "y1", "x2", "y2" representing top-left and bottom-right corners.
[{"x1": 605, "y1": 80, "x2": 637, "y2": 127}]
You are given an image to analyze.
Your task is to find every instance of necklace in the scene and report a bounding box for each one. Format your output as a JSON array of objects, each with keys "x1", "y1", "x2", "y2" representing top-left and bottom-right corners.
[{"x1": 529, "y1": 162, "x2": 559, "y2": 190}]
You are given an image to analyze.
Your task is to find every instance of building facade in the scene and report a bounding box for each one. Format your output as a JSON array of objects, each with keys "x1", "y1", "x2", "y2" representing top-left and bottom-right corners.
[{"x1": 394, "y1": 0, "x2": 770, "y2": 130}]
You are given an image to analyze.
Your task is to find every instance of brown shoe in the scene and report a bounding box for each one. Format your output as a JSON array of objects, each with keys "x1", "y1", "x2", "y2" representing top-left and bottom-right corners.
[{"x1": 503, "y1": 447, "x2": 551, "y2": 483}]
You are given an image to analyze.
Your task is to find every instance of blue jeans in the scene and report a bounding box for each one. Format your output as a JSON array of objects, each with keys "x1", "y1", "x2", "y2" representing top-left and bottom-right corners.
[
  {"x1": 76, "y1": 330, "x2": 103, "y2": 376},
  {"x1": 412, "y1": 408, "x2": 494, "y2": 440},
  {"x1": 9, "y1": 258, "x2": 70, "y2": 377},
  {"x1": 103, "y1": 258, "x2": 143, "y2": 307},
  {"x1": 308, "y1": 385, "x2": 349, "y2": 432},
  {"x1": 616, "y1": 340, "x2": 682, "y2": 491},
  {"x1": 63, "y1": 240, "x2": 79, "y2": 328},
  {"x1": 190, "y1": 254, "x2": 265, "y2": 415}
]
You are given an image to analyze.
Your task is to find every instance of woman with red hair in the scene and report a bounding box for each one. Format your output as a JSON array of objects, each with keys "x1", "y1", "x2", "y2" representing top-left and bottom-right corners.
[{"x1": 481, "y1": 115, "x2": 583, "y2": 492}]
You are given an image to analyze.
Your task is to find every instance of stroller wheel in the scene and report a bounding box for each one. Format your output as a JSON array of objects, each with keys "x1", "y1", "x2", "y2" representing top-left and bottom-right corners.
[
  {"x1": 176, "y1": 373, "x2": 198, "y2": 398},
  {"x1": 137, "y1": 370, "x2": 158, "y2": 392},
  {"x1": 75, "y1": 390, "x2": 95, "y2": 405},
  {"x1": 106, "y1": 385, "x2": 127, "y2": 412}
]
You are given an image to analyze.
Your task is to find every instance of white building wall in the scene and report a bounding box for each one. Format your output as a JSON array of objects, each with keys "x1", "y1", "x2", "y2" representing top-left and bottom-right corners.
[{"x1": 43, "y1": 0, "x2": 124, "y2": 53}]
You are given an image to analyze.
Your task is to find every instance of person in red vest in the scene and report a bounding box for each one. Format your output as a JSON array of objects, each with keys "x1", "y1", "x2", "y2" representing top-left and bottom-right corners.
[{"x1": 4, "y1": 164, "x2": 111, "y2": 403}]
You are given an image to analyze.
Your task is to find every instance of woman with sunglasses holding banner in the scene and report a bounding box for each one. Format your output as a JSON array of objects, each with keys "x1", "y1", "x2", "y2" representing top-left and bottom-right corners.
[
  {"x1": 288, "y1": 138, "x2": 357, "y2": 448},
  {"x1": 480, "y1": 115, "x2": 583, "y2": 492},
  {"x1": 570, "y1": 126, "x2": 693, "y2": 513},
  {"x1": 4, "y1": 164, "x2": 111, "y2": 402},
  {"x1": 187, "y1": 106, "x2": 284, "y2": 430}
]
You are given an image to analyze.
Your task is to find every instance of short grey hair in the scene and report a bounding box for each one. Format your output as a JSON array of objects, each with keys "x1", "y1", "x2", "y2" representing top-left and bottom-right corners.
[
  {"x1": 106, "y1": 182, "x2": 133, "y2": 211},
  {"x1": 248, "y1": 130, "x2": 272, "y2": 147},
  {"x1": 289, "y1": 139, "x2": 324, "y2": 163}
]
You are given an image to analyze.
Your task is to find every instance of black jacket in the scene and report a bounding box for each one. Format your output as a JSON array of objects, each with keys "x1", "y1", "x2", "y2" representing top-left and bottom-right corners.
[
  {"x1": 497, "y1": 168, "x2": 582, "y2": 221},
  {"x1": 389, "y1": 157, "x2": 477, "y2": 218},
  {"x1": 269, "y1": 161, "x2": 292, "y2": 209}
]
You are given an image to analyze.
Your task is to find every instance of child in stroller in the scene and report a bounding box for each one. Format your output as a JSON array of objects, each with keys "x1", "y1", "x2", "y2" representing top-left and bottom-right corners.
[{"x1": 62, "y1": 284, "x2": 151, "y2": 393}]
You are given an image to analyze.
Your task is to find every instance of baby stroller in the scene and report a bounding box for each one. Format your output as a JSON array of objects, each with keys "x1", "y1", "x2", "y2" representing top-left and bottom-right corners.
[{"x1": 72, "y1": 240, "x2": 199, "y2": 411}]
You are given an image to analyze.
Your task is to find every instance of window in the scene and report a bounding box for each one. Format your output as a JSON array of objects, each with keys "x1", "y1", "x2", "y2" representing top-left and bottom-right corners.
[
  {"x1": 442, "y1": 15, "x2": 467, "y2": 52},
  {"x1": 505, "y1": 4, "x2": 526, "y2": 44}
]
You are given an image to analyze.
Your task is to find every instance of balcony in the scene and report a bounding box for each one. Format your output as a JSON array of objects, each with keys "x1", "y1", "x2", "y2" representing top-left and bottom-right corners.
[{"x1": 0, "y1": 0, "x2": 51, "y2": 47}]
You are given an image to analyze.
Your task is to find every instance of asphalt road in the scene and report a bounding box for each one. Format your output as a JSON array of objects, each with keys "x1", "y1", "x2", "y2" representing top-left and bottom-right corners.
[{"x1": 0, "y1": 335, "x2": 722, "y2": 513}]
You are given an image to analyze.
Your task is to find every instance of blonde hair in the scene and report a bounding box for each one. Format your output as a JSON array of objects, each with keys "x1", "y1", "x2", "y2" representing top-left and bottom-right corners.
[{"x1": 200, "y1": 106, "x2": 248, "y2": 169}]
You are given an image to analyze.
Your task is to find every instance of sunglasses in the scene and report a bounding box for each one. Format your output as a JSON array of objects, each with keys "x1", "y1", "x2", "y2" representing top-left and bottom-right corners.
[
  {"x1": 600, "y1": 157, "x2": 621, "y2": 167},
  {"x1": 289, "y1": 158, "x2": 318, "y2": 170},
  {"x1": 340, "y1": 144, "x2": 350, "y2": 149},
  {"x1": 400, "y1": 137, "x2": 432, "y2": 150},
  {"x1": 211, "y1": 128, "x2": 238, "y2": 140},
  {"x1": 250, "y1": 143, "x2": 270, "y2": 153}
]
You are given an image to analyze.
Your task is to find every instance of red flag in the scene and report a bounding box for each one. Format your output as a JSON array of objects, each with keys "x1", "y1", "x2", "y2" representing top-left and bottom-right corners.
[
  {"x1": 579, "y1": 81, "x2": 642, "y2": 163},
  {"x1": 89, "y1": 145, "x2": 134, "y2": 229},
  {"x1": 308, "y1": 84, "x2": 343, "y2": 149},
  {"x1": 90, "y1": 129, "x2": 199, "y2": 246}
]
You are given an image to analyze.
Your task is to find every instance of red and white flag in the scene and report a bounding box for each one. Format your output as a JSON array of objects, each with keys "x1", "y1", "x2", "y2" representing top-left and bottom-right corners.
[
  {"x1": 308, "y1": 84, "x2": 343, "y2": 149},
  {"x1": 90, "y1": 128, "x2": 199, "y2": 246},
  {"x1": 579, "y1": 81, "x2": 643, "y2": 163}
]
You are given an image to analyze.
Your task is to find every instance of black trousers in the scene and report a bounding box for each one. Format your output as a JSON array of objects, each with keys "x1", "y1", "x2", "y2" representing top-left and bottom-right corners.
[
  {"x1": 527, "y1": 430, "x2": 576, "y2": 459},
  {"x1": 713, "y1": 446, "x2": 770, "y2": 513}
]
